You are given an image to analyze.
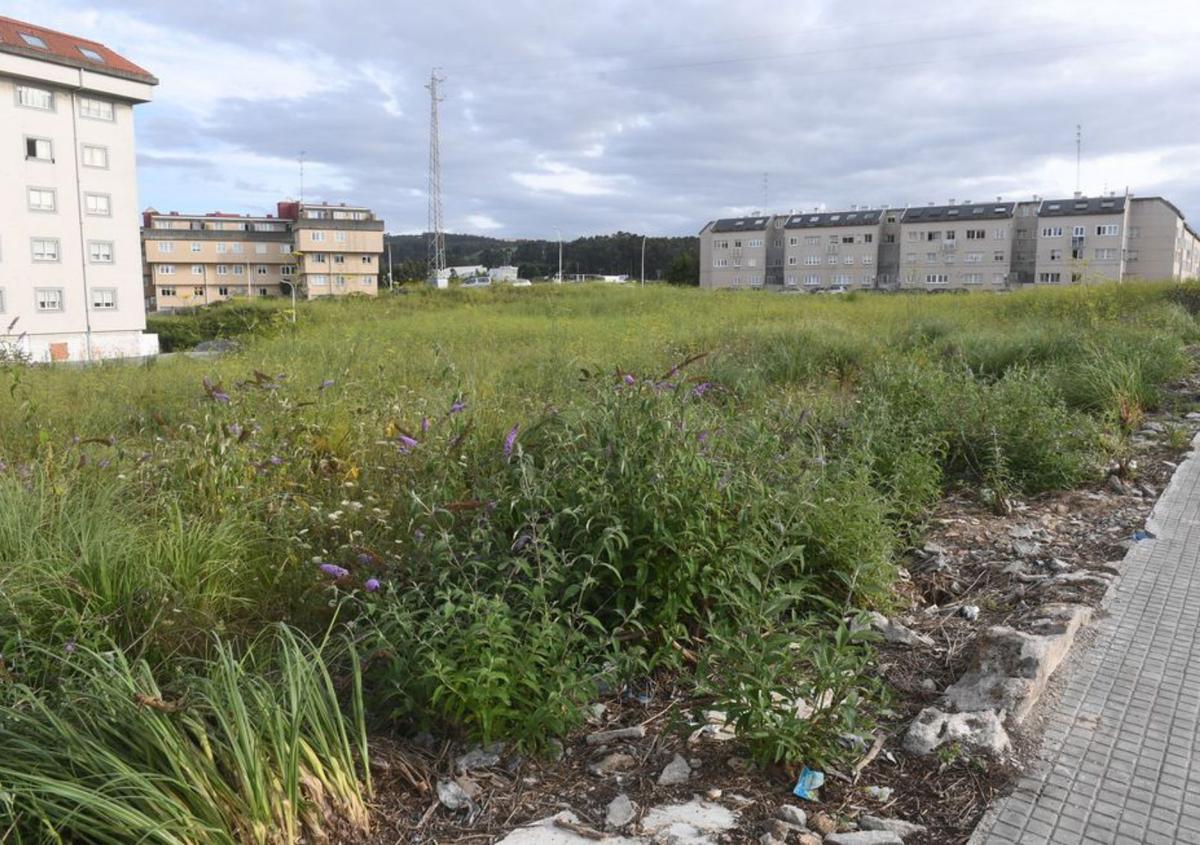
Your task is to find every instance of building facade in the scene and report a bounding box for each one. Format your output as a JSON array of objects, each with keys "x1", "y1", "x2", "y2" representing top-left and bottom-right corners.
[
  {"x1": 143, "y1": 202, "x2": 383, "y2": 311},
  {"x1": 700, "y1": 193, "x2": 1200, "y2": 292},
  {"x1": 0, "y1": 15, "x2": 157, "y2": 361}
]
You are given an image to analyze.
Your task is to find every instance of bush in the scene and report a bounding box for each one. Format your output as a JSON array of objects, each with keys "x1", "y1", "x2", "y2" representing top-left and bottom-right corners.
[{"x1": 149, "y1": 300, "x2": 291, "y2": 352}]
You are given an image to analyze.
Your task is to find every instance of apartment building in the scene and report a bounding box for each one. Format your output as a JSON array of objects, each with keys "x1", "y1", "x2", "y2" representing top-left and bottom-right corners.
[
  {"x1": 0, "y1": 15, "x2": 157, "y2": 361},
  {"x1": 1032, "y1": 195, "x2": 1200, "y2": 285},
  {"x1": 698, "y1": 216, "x2": 775, "y2": 288},
  {"x1": 701, "y1": 192, "x2": 1200, "y2": 293},
  {"x1": 143, "y1": 201, "x2": 383, "y2": 310},
  {"x1": 780, "y1": 208, "x2": 900, "y2": 291},
  {"x1": 898, "y1": 202, "x2": 1016, "y2": 291}
]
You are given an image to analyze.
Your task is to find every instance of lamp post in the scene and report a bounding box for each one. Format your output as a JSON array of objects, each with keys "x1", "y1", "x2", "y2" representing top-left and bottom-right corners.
[
  {"x1": 640, "y1": 235, "x2": 646, "y2": 287},
  {"x1": 386, "y1": 235, "x2": 394, "y2": 290}
]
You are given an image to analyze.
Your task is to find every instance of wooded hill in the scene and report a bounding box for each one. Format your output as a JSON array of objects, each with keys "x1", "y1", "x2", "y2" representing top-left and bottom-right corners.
[{"x1": 384, "y1": 231, "x2": 699, "y2": 284}]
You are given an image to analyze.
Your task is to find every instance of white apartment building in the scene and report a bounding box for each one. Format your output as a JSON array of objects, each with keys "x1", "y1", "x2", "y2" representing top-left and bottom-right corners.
[
  {"x1": 0, "y1": 15, "x2": 158, "y2": 361},
  {"x1": 899, "y1": 201, "x2": 1017, "y2": 291}
]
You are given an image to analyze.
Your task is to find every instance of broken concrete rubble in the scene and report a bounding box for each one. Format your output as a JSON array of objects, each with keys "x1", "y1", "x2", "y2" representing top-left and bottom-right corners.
[
  {"x1": 943, "y1": 604, "x2": 1092, "y2": 724},
  {"x1": 903, "y1": 707, "x2": 1012, "y2": 756}
]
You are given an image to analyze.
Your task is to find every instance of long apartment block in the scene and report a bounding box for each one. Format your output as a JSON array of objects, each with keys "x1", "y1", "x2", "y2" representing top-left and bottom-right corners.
[
  {"x1": 700, "y1": 194, "x2": 1200, "y2": 291},
  {"x1": 0, "y1": 15, "x2": 158, "y2": 362},
  {"x1": 142, "y1": 201, "x2": 384, "y2": 311}
]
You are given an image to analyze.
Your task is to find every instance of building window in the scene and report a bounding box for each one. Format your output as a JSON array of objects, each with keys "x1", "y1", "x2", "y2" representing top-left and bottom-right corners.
[
  {"x1": 158, "y1": 264, "x2": 176, "y2": 275},
  {"x1": 191, "y1": 265, "x2": 203, "y2": 276},
  {"x1": 36, "y1": 288, "x2": 64, "y2": 311},
  {"x1": 862, "y1": 255, "x2": 873, "y2": 265},
  {"x1": 16, "y1": 85, "x2": 54, "y2": 110},
  {"x1": 190, "y1": 242, "x2": 201, "y2": 253},
  {"x1": 863, "y1": 233, "x2": 874, "y2": 244},
  {"x1": 158, "y1": 241, "x2": 174, "y2": 253},
  {"x1": 993, "y1": 228, "x2": 1008, "y2": 239},
  {"x1": 159, "y1": 287, "x2": 177, "y2": 297},
  {"x1": 925, "y1": 252, "x2": 937, "y2": 262},
  {"x1": 361, "y1": 255, "x2": 372, "y2": 264},
  {"x1": 964, "y1": 273, "x2": 983, "y2": 284},
  {"x1": 804, "y1": 274, "x2": 820, "y2": 286},
  {"x1": 1095, "y1": 248, "x2": 1118, "y2": 260},
  {"x1": 27, "y1": 187, "x2": 56, "y2": 212},
  {"x1": 233, "y1": 265, "x2": 245, "y2": 275},
  {"x1": 1038, "y1": 272, "x2": 1062, "y2": 283},
  {"x1": 84, "y1": 193, "x2": 111, "y2": 216},
  {"x1": 281, "y1": 265, "x2": 296, "y2": 276},
  {"x1": 335, "y1": 232, "x2": 347, "y2": 243},
  {"x1": 333, "y1": 254, "x2": 346, "y2": 264},
  {"x1": 1127, "y1": 249, "x2": 1140, "y2": 262},
  {"x1": 993, "y1": 251, "x2": 1005, "y2": 262},
  {"x1": 217, "y1": 264, "x2": 229, "y2": 276},
  {"x1": 965, "y1": 252, "x2": 982, "y2": 263},
  {"x1": 787, "y1": 256, "x2": 797, "y2": 265},
  {"x1": 312, "y1": 232, "x2": 325, "y2": 243},
  {"x1": 360, "y1": 275, "x2": 372, "y2": 286},
  {"x1": 91, "y1": 288, "x2": 118, "y2": 310},
  {"x1": 925, "y1": 274, "x2": 948, "y2": 285},
  {"x1": 31, "y1": 238, "x2": 60, "y2": 262},
  {"x1": 1096, "y1": 224, "x2": 1120, "y2": 236},
  {"x1": 192, "y1": 287, "x2": 204, "y2": 296},
  {"x1": 966, "y1": 229, "x2": 985, "y2": 240},
  {"x1": 843, "y1": 256, "x2": 854, "y2": 265},
  {"x1": 1049, "y1": 249, "x2": 1062, "y2": 261},
  {"x1": 216, "y1": 243, "x2": 228, "y2": 254},
  {"x1": 79, "y1": 96, "x2": 115, "y2": 121},
  {"x1": 310, "y1": 274, "x2": 328, "y2": 286},
  {"x1": 256, "y1": 265, "x2": 269, "y2": 275},
  {"x1": 1041, "y1": 227, "x2": 1063, "y2": 238},
  {"x1": 804, "y1": 256, "x2": 820, "y2": 266},
  {"x1": 218, "y1": 287, "x2": 230, "y2": 296},
  {"x1": 312, "y1": 253, "x2": 327, "y2": 264},
  {"x1": 826, "y1": 256, "x2": 837, "y2": 265},
  {"x1": 279, "y1": 243, "x2": 291, "y2": 254},
  {"x1": 88, "y1": 241, "x2": 114, "y2": 263},
  {"x1": 25, "y1": 137, "x2": 53, "y2": 161},
  {"x1": 81, "y1": 145, "x2": 109, "y2": 168},
  {"x1": 258, "y1": 287, "x2": 269, "y2": 296},
  {"x1": 1072, "y1": 225, "x2": 1085, "y2": 237},
  {"x1": 231, "y1": 243, "x2": 244, "y2": 254}
]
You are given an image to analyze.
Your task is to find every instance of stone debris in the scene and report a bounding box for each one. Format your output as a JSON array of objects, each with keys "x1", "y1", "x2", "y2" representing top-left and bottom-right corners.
[
  {"x1": 776, "y1": 804, "x2": 807, "y2": 828},
  {"x1": 436, "y1": 778, "x2": 475, "y2": 811},
  {"x1": 864, "y1": 785, "x2": 893, "y2": 802},
  {"x1": 639, "y1": 800, "x2": 738, "y2": 844},
  {"x1": 496, "y1": 811, "x2": 640, "y2": 844},
  {"x1": 826, "y1": 832, "x2": 904, "y2": 845},
  {"x1": 859, "y1": 814, "x2": 928, "y2": 839},
  {"x1": 863, "y1": 611, "x2": 935, "y2": 647},
  {"x1": 943, "y1": 604, "x2": 1092, "y2": 724},
  {"x1": 1011, "y1": 539, "x2": 1043, "y2": 559},
  {"x1": 657, "y1": 753, "x2": 692, "y2": 786},
  {"x1": 958, "y1": 605, "x2": 980, "y2": 621},
  {"x1": 456, "y1": 745, "x2": 502, "y2": 772},
  {"x1": 903, "y1": 707, "x2": 1012, "y2": 756},
  {"x1": 688, "y1": 711, "x2": 737, "y2": 744},
  {"x1": 810, "y1": 810, "x2": 837, "y2": 835},
  {"x1": 607, "y1": 793, "x2": 637, "y2": 829},
  {"x1": 586, "y1": 725, "x2": 647, "y2": 745},
  {"x1": 796, "y1": 834, "x2": 823, "y2": 845},
  {"x1": 588, "y1": 752, "x2": 637, "y2": 777}
]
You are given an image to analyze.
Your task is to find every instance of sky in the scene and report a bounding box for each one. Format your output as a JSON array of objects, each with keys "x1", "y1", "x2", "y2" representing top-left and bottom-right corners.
[{"x1": 12, "y1": 0, "x2": 1200, "y2": 238}]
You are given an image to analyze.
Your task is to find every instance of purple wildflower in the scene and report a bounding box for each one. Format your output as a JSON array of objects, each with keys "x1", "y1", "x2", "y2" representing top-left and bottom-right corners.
[
  {"x1": 449, "y1": 400, "x2": 467, "y2": 415},
  {"x1": 503, "y1": 424, "x2": 519, "y2": 458},
  {"x1": 420, "y1": 416, "x2": 431, "y2": 433},
  {"x1": 398, "y1": 434, "x2": 419, "y2": 453},
  {"x1": 319, "y1": 379, "x2": 335, "y2": 391},
  {"x1": 356, "y1": 552, "x2": 373, "y2": 565},
  {"x1": 364, "y1": 578, "x2": 381, "y2": 593},
  {"x1": 413, "y1": 528, "x2": 426, "y2": 542},
  {"x1": 211, "y1": 390, "x2": 231, "y2": 404},
  {"x1": 623, "y1": 374, "x2": 636, "y2": 385},
  {"x1": 691, "y1": 382, "x2": 713, "y2": 398},
  {"x1": 318, "y1": 562, "x2": 349, "y2": 579},
  {"x1": 228, "y1": 423, "x2": 243, "y2": 439},
  {"x1": 697, "y1": 431, "x2": 709, "y2": 445},
  {"x1": 268, "y1": 455, "x2": 284, "y2": 466},
  {"x1": 98, "y1": 459, "x2": 111, "y2": 469}
]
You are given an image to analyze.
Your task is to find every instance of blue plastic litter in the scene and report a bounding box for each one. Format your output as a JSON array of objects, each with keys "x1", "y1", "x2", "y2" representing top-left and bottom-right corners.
[
  {"x1": 792, "y1": 766, "x2": 825, "y2": 800},
  {"x1": 1133, "y1": 530, "x2": 1151, "y2": 542}
]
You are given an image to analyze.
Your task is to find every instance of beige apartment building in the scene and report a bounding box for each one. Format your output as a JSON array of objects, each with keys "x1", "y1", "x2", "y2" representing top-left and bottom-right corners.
[
  {"x1": 781, "y1": 208, "x2": 900, "y2": 291},
  {"x1": 702, "y1": 192, "x2": 1200, "y2": 292},
  {"x1": 898, "y1": 202, "x2": 1016, "y2": 291},
  {"x1": 143, "y1": 201, "x2": 383, "y2": 311},
  {"x1": 0, "y1": 15, "x2": 158, "y2": 361}
]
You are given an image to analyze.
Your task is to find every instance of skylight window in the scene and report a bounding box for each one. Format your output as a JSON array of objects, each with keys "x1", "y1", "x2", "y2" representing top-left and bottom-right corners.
[
  {"x1": 78, "y1": 46, "x2": 105, "y2": 63},
  {"x1": 1048, "y1": 203, "x2": 1061, "y2": 210},
  {"x1": 948, "y1": 209, "x2": 960, "y2": 216},
  {"x1": 20, "y1": 32, "x2": 48, "y2": 49},
  {"x1": 1074, "y1": 202, "x2": 1088, "y2": 210},
  {"x1": 809, "y1": 216, "x2": 818, "y2": 222},
  {"x1": 994, "y1": 207, "x2": 1006, "y2": 213}
]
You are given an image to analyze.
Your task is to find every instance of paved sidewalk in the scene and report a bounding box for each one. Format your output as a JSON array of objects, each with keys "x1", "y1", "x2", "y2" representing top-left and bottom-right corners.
[{"x1": 971, "y1": 440, "x2": 1200, "y2": 845}]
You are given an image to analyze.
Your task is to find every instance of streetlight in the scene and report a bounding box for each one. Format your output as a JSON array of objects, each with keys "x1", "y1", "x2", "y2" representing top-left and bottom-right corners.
[
  {"x1": 554, "y1": 227, "x2": 563, "y2": 283},
  {"x1": 385, "y1": 234, "x2": 394, "y2": 290},
  {"x1": 640, "y1": 235, "x2": 646, "y2": 287}
]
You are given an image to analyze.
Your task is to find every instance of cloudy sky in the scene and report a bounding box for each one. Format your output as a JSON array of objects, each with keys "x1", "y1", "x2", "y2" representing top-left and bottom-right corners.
[{"x1": 13, "y1": 0, "x2": 1200, "y2": 237}]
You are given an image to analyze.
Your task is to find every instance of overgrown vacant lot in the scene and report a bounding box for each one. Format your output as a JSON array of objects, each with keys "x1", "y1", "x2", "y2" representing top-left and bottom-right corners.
[{"x1": 1, "y1": 283, "x2": 1197, "y2": 841}]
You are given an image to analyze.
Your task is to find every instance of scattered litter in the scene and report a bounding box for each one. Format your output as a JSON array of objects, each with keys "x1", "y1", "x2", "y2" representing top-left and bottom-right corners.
[
  {"x1": 586, "y1": 725, "x2": 646, "y2": 745},
  {"x1": 436, "y1": 778, "x2": 475, "y2": 811},
  {"x1": 959, "y1": 605, "x2": 979, "y2": 621},
  {"x1": 865, "y1": 785, "x2": 894, "y2": 802},
  {"x1": 792, "y1": 767, "x2": 825, "y2": 800},
  {"x1": 1133, "y1": 529, "x2": 1153, "y2": 541}
]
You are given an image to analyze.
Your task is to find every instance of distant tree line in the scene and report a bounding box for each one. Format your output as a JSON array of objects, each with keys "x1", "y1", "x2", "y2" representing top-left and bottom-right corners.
[{"x1": 383, "y1": 232, "x2": 699, "y2": 285}]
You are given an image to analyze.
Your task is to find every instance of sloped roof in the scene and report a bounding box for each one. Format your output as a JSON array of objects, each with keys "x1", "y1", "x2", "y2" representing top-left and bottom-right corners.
[
  {"x1": 710, "y1": 216, "x2": 771, "y2": 233},
  {"x1": 1038, "y1": 196, "x2": 1125, "y2": 217},
  {"x1": 783, "y1": 209, "x2": 884, "y2": 229},
  {"x1": 901, "y1": 202, "x2": 1015, "y2": 223},
  {"x1": 0, "y1": 15, "x2": 157, "y2": 84}
]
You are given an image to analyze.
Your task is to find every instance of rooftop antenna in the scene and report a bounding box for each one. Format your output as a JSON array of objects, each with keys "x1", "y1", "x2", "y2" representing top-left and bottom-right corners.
[
  {"x1": 1080, "y1": 123, "x2": 1089, "y2": 194},
  {"x1": 426, "y1": 69, "x2": 447, "y2": 285},
  {"x1": 299, "y1": 150, "x2": 306, "y2": 203}
]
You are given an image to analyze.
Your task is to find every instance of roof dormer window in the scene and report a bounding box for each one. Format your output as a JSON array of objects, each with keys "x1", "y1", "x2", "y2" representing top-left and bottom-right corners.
[
  {"x1": 78, "y1": 46, "x2": 105, "y2": 63},
  {"x1": 20, "y1": 32, "x2": 48, "y2": 49}
]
